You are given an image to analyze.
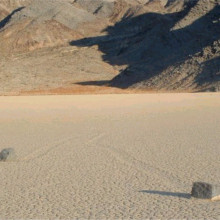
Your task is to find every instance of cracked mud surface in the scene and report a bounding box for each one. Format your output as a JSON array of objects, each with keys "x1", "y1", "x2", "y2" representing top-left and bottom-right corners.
[{"x1": 0, "y1": 94, "x2": 219, "y2": 219}]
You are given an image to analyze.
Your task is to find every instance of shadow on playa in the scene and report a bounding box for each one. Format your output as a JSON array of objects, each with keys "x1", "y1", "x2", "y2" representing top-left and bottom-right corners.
[{"x1": 139, "y1": 190, "x2": 191, "y2": 199}]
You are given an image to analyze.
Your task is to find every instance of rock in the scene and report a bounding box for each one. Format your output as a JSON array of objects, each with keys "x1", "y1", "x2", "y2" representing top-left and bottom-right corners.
[
  {"x1": 0, "y1": 148, "x2": 16, "y2": 162},
  {"x1": 74, "y1": 0, "x2": 115, "y2": 18},
  {"x1": 159, "y1": 0, "x2": 169, "y2": 7},
  {"x1": 191, "y1": 182, "x2": 220, "y2": 201}
]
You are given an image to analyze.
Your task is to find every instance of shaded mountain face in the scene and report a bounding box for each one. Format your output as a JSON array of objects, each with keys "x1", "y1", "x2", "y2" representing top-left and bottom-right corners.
[
  {"x1": 71, "y1": 0, "x2": 220, "y2": 92},
  {"x1": 0, "y1": 0, "x2": 219, "y2": 94}
]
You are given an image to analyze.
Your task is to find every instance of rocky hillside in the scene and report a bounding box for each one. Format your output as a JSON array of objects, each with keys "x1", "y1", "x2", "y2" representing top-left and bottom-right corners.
[{"x1": 0, "y1": 0, "x2": 219, "y2": 94}]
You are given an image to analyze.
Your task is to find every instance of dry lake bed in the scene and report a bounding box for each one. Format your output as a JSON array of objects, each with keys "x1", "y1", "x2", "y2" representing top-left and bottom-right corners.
[{"x1": 0, "y1": 93, "x2": 219, "y2": 219}]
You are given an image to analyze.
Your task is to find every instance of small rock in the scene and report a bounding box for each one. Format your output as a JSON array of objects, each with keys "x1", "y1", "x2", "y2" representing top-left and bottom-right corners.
[
  {"x1": 0, "y1": 148, "x2": 16, "y2": 162},
  {"x1": 191, "y1": 182, "x2": 220, "y2": 201}
]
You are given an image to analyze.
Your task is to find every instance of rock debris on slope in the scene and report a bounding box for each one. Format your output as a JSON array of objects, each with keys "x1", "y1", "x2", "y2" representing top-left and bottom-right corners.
[{"x1": 0, "y1": 0, "x2": 219, "y2": 93}]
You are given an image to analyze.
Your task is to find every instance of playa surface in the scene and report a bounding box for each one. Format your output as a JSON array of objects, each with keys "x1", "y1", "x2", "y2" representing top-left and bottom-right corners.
[{"x1": 0, "y1": 93, "x2": 219, "y2": 219}]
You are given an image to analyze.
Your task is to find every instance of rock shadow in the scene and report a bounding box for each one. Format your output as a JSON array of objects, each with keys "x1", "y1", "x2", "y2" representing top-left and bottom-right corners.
[{"x1": 139, "y1": 190, "x2": 191, "y2": 199}]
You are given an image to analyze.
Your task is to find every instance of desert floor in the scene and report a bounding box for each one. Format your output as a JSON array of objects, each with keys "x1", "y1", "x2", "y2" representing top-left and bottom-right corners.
[{"x1": 0, "y1": 93, "x2": 219, "y2": 219}]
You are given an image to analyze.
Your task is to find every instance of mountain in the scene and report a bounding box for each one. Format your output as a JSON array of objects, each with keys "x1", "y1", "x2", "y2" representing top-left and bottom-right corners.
[{"x1": 0, "y1": 0, "x2": 219, "y2": 94}]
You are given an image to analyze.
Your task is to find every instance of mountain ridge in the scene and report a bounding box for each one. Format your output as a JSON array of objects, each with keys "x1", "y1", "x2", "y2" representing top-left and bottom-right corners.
[{"x1": 0, "y1": 0, "x2": 219, "y2": 94}]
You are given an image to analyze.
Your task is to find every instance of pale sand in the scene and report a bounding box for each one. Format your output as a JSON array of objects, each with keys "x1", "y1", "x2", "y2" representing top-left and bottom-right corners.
[{"x1": 0, "y1": 93, "x2": 219, "y2": 219}]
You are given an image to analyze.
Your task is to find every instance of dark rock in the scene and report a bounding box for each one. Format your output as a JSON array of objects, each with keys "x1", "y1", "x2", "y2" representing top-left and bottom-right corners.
[
  {"x1": 0, "y1": 148, "x2": 16, "y2": 161},
  {"x1": 191, "y1": 182, "x2": 220, "y2": 200}
]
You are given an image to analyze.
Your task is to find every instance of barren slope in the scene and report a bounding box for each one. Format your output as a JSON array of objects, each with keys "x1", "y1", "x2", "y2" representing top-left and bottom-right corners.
[
  {"x1": 0, "y1": 0, "x2": 219, "y2": 94},
  {"x1": 0, "y1": 0, "x2": 31, "y2": 20}
]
